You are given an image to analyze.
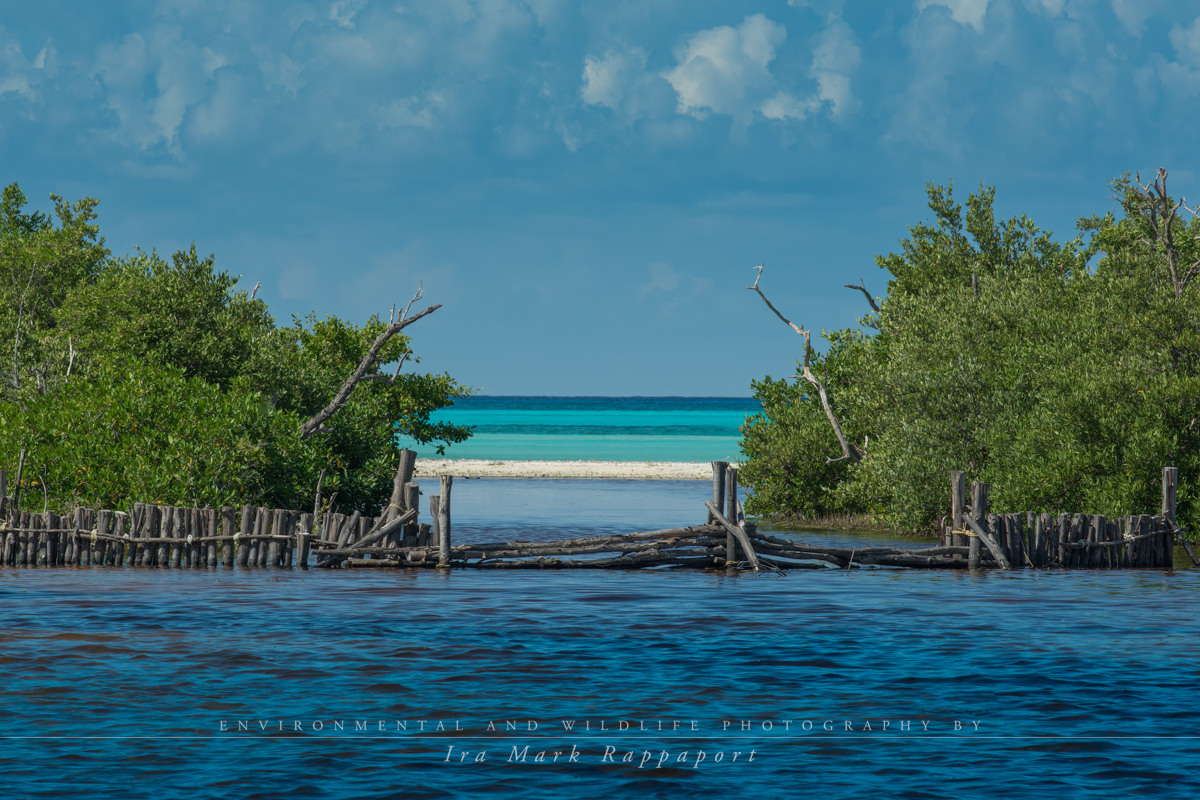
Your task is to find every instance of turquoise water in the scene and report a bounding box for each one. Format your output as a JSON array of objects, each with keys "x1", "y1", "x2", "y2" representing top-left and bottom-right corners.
[{"x1": 401, "y1": 396, "x2": 759, "y2": 461}]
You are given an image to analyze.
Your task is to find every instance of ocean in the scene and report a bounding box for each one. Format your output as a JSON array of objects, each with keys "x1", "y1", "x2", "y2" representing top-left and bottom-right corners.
[{"x1": 399, "y1": 396, "x2": 759, "y2": 462}]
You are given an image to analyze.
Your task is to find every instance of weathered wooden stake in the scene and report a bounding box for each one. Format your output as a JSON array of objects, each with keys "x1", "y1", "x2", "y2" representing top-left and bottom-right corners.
[
  {"x1": 404, "y1": 481, "x2": 420, "y2": 545},
  {"x1": 951, "y1": 471, "x2": 966, "y2": 547},
  {"x1": 710, "y1": 461, "x2": 727, "y2": 526},
  {"x1": 269, "y1": 509, "x2": 284, "y2": 567},
  {"x1": 430, "y1": 495, "x2": 441, "y2": 547},
  {"x1": 437, "y1": 476, "x2": 452, "y2": 568},
  {"x1": 113, "y1": 512, "x2": 127, "y2": 567},
  {"x1": 968, "y1": 482, "x2": 987, "y2": 569},
  {"x1": 724, "y1": 467, "x2": 739, "y2": 566}
]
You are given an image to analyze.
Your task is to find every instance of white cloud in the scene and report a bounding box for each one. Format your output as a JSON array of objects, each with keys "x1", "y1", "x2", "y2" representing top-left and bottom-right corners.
[
  {"x1": 664, "y1": 14, "x2": 788, "y2": 123},
  {"x1": 1156, "y1": 15, "x2": 1200, "y2": 97},
  {"x1": 330, "y1": 0, "x2": 369, "y2": 30},
  {"x1": 0, "y1": 30, "x2": 54, "y2": 102},
  {"x1": 581, "y1": 46, "x2": 648, "y2": 110},
  {"x1": 1169, "y1": 15, "x2": 1200, "y2": 67},
  {"x1": 809, "y1": 18, "x2": 862, "y2": 118},
  {"x1": 94, "y1": 26, "x2": 226, "y2": 155},
  {"x1": 379, "y1": 91, "x2": 445, "y2": 129},
  {"x1": 915, "y1": 0, "x2": 991, "y2": 32},
  {"x1": 640, "y1": 262, "x2": 680, "y2": 296},
  {"x1": 1111, "y1": 0, "x2": 1161, "y2": 38}
]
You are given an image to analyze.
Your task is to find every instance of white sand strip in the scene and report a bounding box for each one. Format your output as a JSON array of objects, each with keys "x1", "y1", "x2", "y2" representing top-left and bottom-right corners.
[{"x1": 414, "y1": 459, "x2": 715, "y2": 479}]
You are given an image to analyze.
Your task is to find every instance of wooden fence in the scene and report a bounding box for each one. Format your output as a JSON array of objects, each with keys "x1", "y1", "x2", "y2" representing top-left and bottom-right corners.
[
  {"x1": 940, "y1": 467, "x2": 1195, "y2": 569},
  {"x1": 0, "y1": 457, "x2": 1192, "y2": 573}
]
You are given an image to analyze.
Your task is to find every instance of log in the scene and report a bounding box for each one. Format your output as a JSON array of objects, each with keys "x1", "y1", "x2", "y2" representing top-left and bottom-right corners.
[
  {"x1": 221, "y1": 507, "x2": 236, "y2": 567},
  {"x1": 382, "y1": 449, "x2": 417, "y2": 530},
  {"x1": 960, "y1": 514, "x2": 1011, "y2": 569},
  {"x1": 705, "y1": 500, "x2": 760, "y2": 571},
  {"x1": 437, "y1": 476, "x2": 452, "y2": 568},
  {"x1": 314, "y1": 509, "x2": 418, "y2": 567}
]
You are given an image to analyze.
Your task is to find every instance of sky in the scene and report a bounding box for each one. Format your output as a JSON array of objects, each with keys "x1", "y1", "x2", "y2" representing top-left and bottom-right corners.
[{"x1": 2, "y1": 0, "x2": 1199, "y2": 396}]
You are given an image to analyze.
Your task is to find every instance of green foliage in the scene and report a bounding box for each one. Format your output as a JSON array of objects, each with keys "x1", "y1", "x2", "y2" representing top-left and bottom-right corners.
[
  {"x1": 743, "y1": 175, "x2": 1200, "y2": 534},
  {"x1": 0, "y1": 183, "x2": 473, "y2": 515},
  {"x1": 0, "y1": 360, "x2": 317, "y2": 511}
]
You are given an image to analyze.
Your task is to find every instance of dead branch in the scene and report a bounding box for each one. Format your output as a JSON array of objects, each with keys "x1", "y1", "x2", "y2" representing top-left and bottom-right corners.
[
  {"x1": 747, "y1": 264, "x2": 862, "y2": 464},
  {"x1": 299, "y1": 286, "x2": 441, "y2": 439},
  {"x1": 1131, "y1": 168, "x2": 1200, "y2": 298},
  {"x1": 249, "y1": 281, "x2": 260, "y2": 301},
  {"x1": 843, "y1": 279, "x2": 881, "y2": 314}
]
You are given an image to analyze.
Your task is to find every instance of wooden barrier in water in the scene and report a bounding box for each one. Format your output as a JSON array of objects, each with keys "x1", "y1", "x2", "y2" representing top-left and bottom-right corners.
[{"x1": 0, "y1": 458, "x2": 1193, "y2": 573}]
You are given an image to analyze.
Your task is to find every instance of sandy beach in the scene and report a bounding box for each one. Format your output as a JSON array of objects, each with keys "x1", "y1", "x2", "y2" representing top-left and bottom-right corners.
[{"x1": 414, "y1": 459, "x2": 715, "y2": 479}]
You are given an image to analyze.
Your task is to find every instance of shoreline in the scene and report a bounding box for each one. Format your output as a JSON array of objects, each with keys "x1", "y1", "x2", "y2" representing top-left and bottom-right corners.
[{"x1": 414, "y1": 459, "x2": 716, "y2": 479}]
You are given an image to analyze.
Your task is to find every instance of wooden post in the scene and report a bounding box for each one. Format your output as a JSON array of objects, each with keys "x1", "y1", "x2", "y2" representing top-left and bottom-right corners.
[
  {"x1": 237, "y1": 506, "x2": 252, "y2": 566},
  {"x1": 74, "y1": 508, "x2": 89, "y2": 566},
  {"x1": 951, "y1": 471, "x2": 966, "y2": 547},
  {"x1": 203, "y1": 509, "x2": 216, "y2": 567},
  {"x1": 297, "y1": 512, "x2": 313, "y2": 568},
  {"x1": 430, "y1": 495, "x2": 441, "y2": 548},
  {"x1": 710, "y1": 462, "x2": 727, "y2": 525},
  {"x1": 968, "y1": 482, "x2": 987, "y2": 569},
  {"x1": 139, "y1": 505, "x2": 156, "y2": 567},
  {"x1": 0, "y1": 469, "x2": 6, "y2": 520},
  {"x1": 220, "y1": 507, "x2": 235, "y2": 566},
  {"x1": 384, "y1": 449, "x2": 418, "y2": 525},
  {"x1": 269, "y1": 509, "x2": 284, "y2": 567},
  {"x1": 724, "y1": 467, "x2": 739, "y2": 566},
  {"x1": 113, "y1": 512, "x2": 127, "y2": 567},
  {"x1": 437, "y1": 476, "x2": 452, "y2": 568},
  {"x1": 404, "y1": 481, "x2": 420, "y2": 545},
  {"x1": 1163, "y1": 466, "x2": 1178, "y2": 568}
]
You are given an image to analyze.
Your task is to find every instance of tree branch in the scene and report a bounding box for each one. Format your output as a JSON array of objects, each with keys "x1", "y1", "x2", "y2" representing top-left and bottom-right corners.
[
  {"x1": 843, "y1": 279, "x2": 881, "y2": 314},
  {"x1": 748, "y1": 264, "x2": 862, "y2": 463},
  {"x1": 299, "y1": 287, "x2": 441, "y2": 440},
  {"x1": 1131, "y1": 168, "x2": 1197, "y2": 298}
]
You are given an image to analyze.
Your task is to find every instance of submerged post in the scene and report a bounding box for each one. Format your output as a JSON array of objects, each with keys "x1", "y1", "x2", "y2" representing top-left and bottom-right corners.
[
  {"x1": 437, "y1": 476, "x2": 452, "y2": 568},
  {"x1": 950, "y1": 470, "x2": 966, "y2": 547},
  {"x1": 969, "y1": 482, "x2": 988, "y2": 570},
  {"x1": 709, "y1": 461, "x2": 727, "y2": 525}
]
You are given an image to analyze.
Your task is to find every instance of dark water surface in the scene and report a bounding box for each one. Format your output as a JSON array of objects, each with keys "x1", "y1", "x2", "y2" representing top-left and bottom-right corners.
[{"x1": 3, "y1": 481, "x2": 1199, "y2": 798}]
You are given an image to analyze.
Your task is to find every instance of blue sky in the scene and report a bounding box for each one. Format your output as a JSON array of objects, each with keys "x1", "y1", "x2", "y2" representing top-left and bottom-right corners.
[{"x1": 3, "y1": 0, "x2": 1199, "y2": 395}]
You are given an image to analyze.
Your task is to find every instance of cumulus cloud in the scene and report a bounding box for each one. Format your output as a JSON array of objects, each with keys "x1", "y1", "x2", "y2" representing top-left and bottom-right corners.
[
  {"x1": 915, "y1": 0, "x2": 991, "y2": 32},
  {"x1": 581, "y1": 46, "x2": 648, "y2": 111},
  {"x1": 0, "y1": 29, "x2": 55, "y2": 103},
  {"x1": 808, "y1": 18, "x2": 862, "y2": 119},
  {"x1": 94, "y1": 25, "x2": 226, "y2": 155},
  {"x1": 1156, "y1": 14, "x2": 1200, "y2": 97},
  {"x1": 663, "y1": 14, "x2": 790, "y2": 124}
]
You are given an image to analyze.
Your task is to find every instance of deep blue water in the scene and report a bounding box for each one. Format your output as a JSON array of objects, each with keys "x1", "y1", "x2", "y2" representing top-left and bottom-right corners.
[
  {"x1": 399, "y1": 396, "x2": 760, "y2": 461},
  {"x1": 3, "y1": 479, "x2": 1199, "y2": 798}
]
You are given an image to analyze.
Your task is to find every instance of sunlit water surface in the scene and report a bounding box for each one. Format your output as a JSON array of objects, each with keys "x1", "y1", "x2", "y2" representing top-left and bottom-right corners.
[{"x1": 3, "y1": 479, "x2": 1198, "y2": 799}]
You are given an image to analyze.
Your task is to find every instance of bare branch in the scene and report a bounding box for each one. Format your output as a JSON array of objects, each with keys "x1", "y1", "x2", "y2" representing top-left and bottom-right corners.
[
  {"x1": 66, "y1": 336, "x2": 75, "y2": 378},
  {"x1": 249, "y1": 281, "x2": 261, "y2": 301},
  {"x1": 312, "y1": 467, "x2": 326, "y2": 525},
  {"x1": 299, "y1": 287, "x2": 440, "y2": 440},
  {"x1": 843, "y1": 279, "x2": 881, "y2": 314},
  {"x1": 749, "y1": 264, "x2": 861, "y2": 464},
  {"x1": 1130, "y1": 168, "x2": 1194, "y2": 297}
]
